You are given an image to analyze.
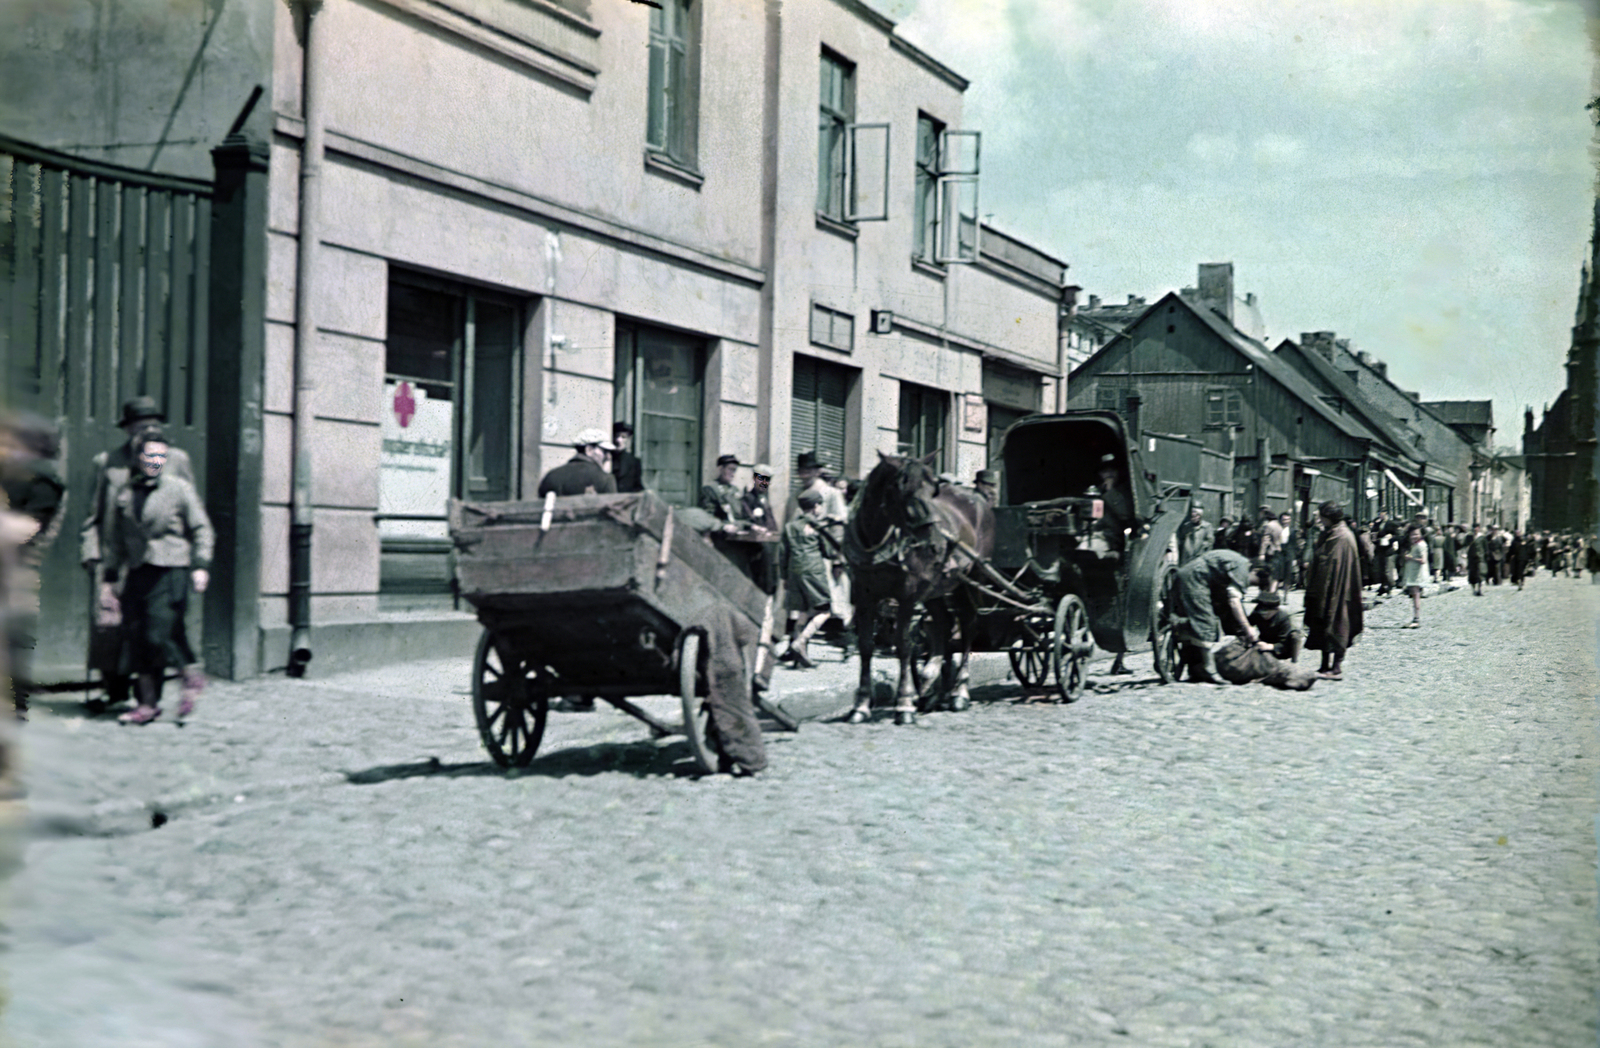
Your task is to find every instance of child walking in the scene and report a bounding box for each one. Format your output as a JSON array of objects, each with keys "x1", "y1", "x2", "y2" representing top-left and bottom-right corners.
[{"x1": 1400, "y1": 524, "x2": 1427, "y2": 628}]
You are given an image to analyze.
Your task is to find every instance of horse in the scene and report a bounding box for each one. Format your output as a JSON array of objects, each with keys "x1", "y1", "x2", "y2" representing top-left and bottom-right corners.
[{"x1": 842, "y1": 452, "x2": 995, "y2": 725}]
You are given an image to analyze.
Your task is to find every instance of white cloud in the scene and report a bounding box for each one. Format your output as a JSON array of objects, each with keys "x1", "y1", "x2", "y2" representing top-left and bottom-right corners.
[
  {"x1": 1187, "y1": 132, "x2": 1241, "y2": 165},
  {"x1": 1251, "y1": 134, "x2": 1305, "y2": 167}
]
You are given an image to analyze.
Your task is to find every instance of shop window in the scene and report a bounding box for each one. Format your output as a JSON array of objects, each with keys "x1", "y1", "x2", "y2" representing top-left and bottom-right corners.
[
  {"x1": 615, "y1": 323, "x2": 704, "y2": 508},
  {"x1": 381, "y1": 273, "x2": 522, "y2": 606}
]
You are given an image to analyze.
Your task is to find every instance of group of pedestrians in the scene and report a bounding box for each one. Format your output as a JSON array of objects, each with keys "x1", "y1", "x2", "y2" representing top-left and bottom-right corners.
[
  {"x1": 1171, "y1": 494, "x2": 1600, "y2": 693},
  {"x1": 0, "y1": 396, "x2": 214, "y2": 728}
]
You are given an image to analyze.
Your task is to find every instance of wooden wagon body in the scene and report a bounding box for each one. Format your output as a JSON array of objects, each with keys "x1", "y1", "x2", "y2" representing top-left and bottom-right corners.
[{"x1": 449, "y1": 491, "x2": 779, "y2": 770}]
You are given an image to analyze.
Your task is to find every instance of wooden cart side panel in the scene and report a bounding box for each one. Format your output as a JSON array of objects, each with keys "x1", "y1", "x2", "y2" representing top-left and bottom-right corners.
[{"x1": 454, "y1": 492, "x2": 767, "y2": 629}]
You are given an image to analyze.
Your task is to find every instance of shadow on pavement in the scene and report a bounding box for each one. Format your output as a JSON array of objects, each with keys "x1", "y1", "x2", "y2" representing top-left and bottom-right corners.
[{"x1": 345, "y1": 740, "x2": 706, "y2": 785}]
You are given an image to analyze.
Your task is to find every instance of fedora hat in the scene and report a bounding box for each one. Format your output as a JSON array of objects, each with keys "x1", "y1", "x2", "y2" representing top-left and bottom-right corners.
[
  {"x1": 716, "y1": 454, "x2": 741, "y2": 468},
  {"x1": 1253, "y1": 591, "x2": 1282, "y2": 608},
  {"x1": 796, "y1": 450, "x2": 831, "y2": 472},
  {"x1": 119, "y1": 395, "x2": 165, "y2": 427}
]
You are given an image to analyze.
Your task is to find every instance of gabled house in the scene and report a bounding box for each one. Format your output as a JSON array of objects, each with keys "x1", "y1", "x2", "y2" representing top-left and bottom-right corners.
[
  {"x1": 1065, "y1": 264, "x2": 1411, "y2": 523},
  {"x1": 1275, "y1": 334, "x2": 1476, "y2": 521}
]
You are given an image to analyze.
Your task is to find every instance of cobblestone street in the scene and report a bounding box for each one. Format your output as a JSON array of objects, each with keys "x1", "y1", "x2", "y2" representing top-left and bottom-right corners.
[{"x1": 3, "y1": 577, "x2": 1597, "y2": 1048}]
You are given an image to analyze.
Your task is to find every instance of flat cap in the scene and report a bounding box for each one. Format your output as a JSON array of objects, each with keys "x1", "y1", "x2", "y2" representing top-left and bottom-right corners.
[{"x1": 574, "y1": 427, "x2": 617, "y2": 451}]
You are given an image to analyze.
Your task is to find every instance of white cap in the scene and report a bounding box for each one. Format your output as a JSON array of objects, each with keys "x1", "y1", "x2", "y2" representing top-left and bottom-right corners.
[{"x1": 574, "y1": 427, "x2": 617, "y2": 451}]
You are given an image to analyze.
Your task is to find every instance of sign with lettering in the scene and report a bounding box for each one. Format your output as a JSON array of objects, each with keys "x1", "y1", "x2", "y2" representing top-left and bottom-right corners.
[{"x1": 380, "y1": 380, "x2": 453, "y2": 540}]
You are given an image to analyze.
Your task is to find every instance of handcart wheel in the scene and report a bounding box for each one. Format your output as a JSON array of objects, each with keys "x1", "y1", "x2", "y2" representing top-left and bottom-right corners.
[
  {"x1": 677, "y1": 631, "x2": 718, "y2": 775},
  {"x1": 1050, "y1": 593, "x2": 1092, "y2": 702},
  {"x1": 906, "y1": 607, "x2": 947, "y2": 710},
  {"x1": 1151, "y1": 564, "x2": 1181, "y2": 685},
  {"x1": 1007, "y1": 614, "x2": 1052, "y2": 689},
  {"x1": 472, "y1": 628, "x2": 549, "y2": 768}
]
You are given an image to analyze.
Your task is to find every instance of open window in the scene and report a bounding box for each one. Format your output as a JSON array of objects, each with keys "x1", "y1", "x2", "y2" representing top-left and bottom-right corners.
[
  {"x1": 935, "y1": 129, "x2": 981, "y2": 264},
  {"x1": 845, "y1": 122, "x2": 889, "y2": 222}
]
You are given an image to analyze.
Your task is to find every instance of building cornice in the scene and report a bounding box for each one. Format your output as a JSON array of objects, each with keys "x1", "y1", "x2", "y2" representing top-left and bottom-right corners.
[{"x1": 273, "y1": 113, "x2": 765, "y2": 289}]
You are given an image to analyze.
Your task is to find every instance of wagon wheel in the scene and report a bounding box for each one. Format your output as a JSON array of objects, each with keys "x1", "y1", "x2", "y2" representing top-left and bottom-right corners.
[
  {"x1": 1049, "y1": 593, "x2": 1093, "y2": 702},
  {"x1": 1151, "y1": 564, "x2": 1181, "y2": 684},
  {"x1": 677, "y1": 631, "x2": 719, "y2": 775},
  {"x1": 906, "y1": 606, "x2": 947, "y2": 711},
  {"x1": 472, "y1": 628, "x2": 549, "y2": 769},
  {"x1": 1007, "y1": 613, "x2": 1052, "y2": 689}
]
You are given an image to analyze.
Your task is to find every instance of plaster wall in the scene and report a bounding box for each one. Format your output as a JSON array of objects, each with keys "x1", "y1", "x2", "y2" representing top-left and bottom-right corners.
[
  {"x1": 0, "y1": 0, "x2": 275, "y2": 179},
  {"x1": 764, "y1": 0, "x2": 1062, "y2": 492}
]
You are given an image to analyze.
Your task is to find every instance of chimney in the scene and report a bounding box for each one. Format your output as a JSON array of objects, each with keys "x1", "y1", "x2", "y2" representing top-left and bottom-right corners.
[
  {"x1": 1374, "y1": 361, "x2": 1387, "y2": 380},
  {"x1": 1356, "y1": 350, "x2": 1374, "y2": 368},
  {"x1": 1524, "y1": 407, "x2": 1534, "y2": 435},
  {"x1": 1300, "y1": 331, "x2": 1338, "y2": 362},
  {"x1": 1197, "y1": 262, "x2": 1234, "y2": 325},
  {"x1": 1128, "y1": 294, "x2": 1145, "y2": 307},
  {"x1": 1088, "y1": 294, "x2": 1101, "y2": 310},
  {"x1": 1245, "y1": 292, "x2": 1257, "y2": 307}
]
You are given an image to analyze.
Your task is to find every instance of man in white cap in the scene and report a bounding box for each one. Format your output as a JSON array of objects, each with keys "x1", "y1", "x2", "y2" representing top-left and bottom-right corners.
[{"x1": 538, "y1": 428, "x2": 618, "y2": 496}]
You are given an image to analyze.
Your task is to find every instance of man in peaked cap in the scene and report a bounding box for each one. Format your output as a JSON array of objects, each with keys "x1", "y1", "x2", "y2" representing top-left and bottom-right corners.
[
  {"x1": 1246, "y1": 590, "x2": 1302, "y2": 663},
  {"x1": 80, "y1": 395, "x2": 196, "y2": 712},
  {"x1": 537, "y1": 427, "x2": 617, "y2": 497},
  {"x1": 699, "y1": 454, "x2": 746, "y2": 527}
]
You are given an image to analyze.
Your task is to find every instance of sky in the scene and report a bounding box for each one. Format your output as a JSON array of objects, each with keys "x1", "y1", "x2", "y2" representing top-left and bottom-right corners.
[{"x1": 874, "y1": 0, "x2": 1597, "y2": 446}]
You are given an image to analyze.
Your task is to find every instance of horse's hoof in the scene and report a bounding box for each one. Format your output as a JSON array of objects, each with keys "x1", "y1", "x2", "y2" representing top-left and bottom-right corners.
[
  {"x1": 894, "y1": 710, "x2": 917, "y2": 726},
  {"x1": 947, "y1": 693, "x2": 970, "y2": 712},
  {"x1": 846, "y1": 708, "x2": 869, "y2": 724}
]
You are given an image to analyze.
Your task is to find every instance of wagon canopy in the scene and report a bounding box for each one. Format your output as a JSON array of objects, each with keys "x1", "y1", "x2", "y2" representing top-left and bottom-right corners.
[{"x1": 999, "y1": 411, "x2": 1158, "y2": 518}]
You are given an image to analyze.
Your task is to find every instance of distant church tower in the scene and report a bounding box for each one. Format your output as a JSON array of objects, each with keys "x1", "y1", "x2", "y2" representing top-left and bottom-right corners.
[{"x1": 1524, "y1": 197, "x2": 1600, "y2": 533}]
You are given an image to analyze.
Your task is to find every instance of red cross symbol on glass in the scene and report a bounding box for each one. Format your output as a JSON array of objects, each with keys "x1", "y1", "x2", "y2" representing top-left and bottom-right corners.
[{"x1": 393, "y1": 381, "x2": 416, "y2": 428}]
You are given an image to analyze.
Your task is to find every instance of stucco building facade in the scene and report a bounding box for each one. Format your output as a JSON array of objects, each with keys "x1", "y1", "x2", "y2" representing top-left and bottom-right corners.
[{"x1": 1, "y1": 0, "x2": 1071, "y2": 678}]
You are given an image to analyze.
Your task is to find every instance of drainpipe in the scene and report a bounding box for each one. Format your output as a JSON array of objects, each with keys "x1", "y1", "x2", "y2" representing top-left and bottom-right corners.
[{"x1": 286, "y1": 0, "x2": 325, "y2": 677}]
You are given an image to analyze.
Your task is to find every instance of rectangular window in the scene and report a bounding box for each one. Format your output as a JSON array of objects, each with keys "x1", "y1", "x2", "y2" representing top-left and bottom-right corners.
[
  {"x1": 913, "y1": 122, "x2": 983, "y2": 265},
  {"x1": 1095, "y1": 385, "x2": 1121, "y2": 414},
  {"x1": 647, "y1": 0, "x2": 699, "y2": 168},
  {"x1": 914, "y1": 113, "x2": 944, "y2": 261},
  {"x1": 817, "y1": 49, "x2": 855, "y2": 221},
  {"x1": 809, "y1": 303, "x2": 854, "y2": 353},
  {"x1": 1204, "y1": 386, "x2": 1243, "y2": 429},
  {"x1": 898, "y1": 382, "x2": 948, "y2": 468},
  {"x1": 382, "y1": 273, "x2": 522, "y2": 607},
  {"x1": 615, "y1": 323, "x2": 705, "y2": 508}
]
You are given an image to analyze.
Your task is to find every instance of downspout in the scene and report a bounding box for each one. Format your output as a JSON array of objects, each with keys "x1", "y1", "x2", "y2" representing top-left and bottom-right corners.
[{"x1": 287, "y1": 0, "x2": 326, "y2": 677}]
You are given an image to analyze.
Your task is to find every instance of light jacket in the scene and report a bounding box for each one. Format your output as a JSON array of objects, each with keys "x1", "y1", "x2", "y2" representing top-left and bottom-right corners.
[{"x1": 102, "y1": 472, "x2": 214, "y2": 582}]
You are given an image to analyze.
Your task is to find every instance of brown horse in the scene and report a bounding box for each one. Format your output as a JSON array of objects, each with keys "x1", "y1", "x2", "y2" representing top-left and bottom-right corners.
[{"x1": 842, "y1": 452, "x2": 995, "y2": 725}]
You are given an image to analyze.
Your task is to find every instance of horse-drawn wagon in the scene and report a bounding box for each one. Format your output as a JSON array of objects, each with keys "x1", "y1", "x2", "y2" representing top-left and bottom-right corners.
[
  {"x1": 977, "y1": 410, "x2": 1187, "y2": 699},
  {"x1": 449, "y1": 491, "x2": 792, "y2": 772},
  {"x1": 845, "y1": 410, "x2": 1188, "y2": 722}
]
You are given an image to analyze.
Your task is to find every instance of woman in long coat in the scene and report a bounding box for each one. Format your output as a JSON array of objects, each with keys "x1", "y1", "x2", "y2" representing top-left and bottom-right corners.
[{"x1": 1304, "y1": 501, "x2": 1364, "y2": 680}]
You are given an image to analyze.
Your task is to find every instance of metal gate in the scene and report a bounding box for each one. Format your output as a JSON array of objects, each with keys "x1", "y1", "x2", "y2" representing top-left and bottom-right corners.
[{"x1": 0, "y1": 135, "x2": 211, "y2": 680}]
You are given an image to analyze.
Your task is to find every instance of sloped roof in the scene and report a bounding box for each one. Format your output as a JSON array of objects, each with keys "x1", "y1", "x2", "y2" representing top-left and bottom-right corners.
[
  {"x1": 1274, "y1": 337, "x2": 1431, "y2": 465},
  {"x1": 1174, "y1": 295, "x2": 1406, "y2": 454},
  {"x1": 1069, "y1": 292, "x2": 1393, "y2": 451},
  {"x1": 1421, "y1": 400, "x2": 1493, "y2": 427}
]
